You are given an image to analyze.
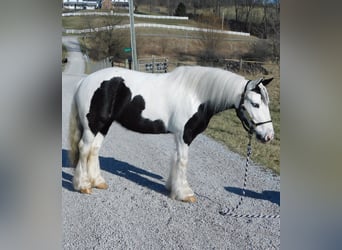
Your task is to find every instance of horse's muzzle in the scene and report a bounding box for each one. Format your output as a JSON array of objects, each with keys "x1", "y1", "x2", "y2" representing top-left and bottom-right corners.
[{"x1": 256, "y1": 132, "x2": 274, "y2": 143}]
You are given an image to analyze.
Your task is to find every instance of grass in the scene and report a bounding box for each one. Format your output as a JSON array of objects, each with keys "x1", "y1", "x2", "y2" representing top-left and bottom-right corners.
[
  {"x1": 62, "y1": 15, "x2": 125, "y2": 29},
  {"x1": 205, "y1": 109, "x2": 280, "y2": 174}
]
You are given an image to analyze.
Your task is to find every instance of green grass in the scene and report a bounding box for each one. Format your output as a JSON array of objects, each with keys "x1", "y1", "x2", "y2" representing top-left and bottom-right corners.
[{"x1": 205, "y1": 108, "x2": 280, "y2": 175}]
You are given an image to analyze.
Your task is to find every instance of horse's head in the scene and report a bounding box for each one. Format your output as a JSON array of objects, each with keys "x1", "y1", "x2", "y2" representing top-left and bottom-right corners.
[{"x1": 236, "y1": 77, "x2": 274, "y2": 143}]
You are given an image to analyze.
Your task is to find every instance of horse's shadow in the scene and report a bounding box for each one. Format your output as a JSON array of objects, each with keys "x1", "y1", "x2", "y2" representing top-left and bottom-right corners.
[
  {"x1": 62, "y1": 149, "x2": 168, "y2": 195},
  {"x1": 224, "y1": 186, "x2": 280, "y2": 206}
]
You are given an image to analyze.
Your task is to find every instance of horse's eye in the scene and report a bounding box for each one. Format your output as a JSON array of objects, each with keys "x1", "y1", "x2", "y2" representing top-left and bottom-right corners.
[{"x1": 252, "y1": 103, "x2": 260, "y2": 108}]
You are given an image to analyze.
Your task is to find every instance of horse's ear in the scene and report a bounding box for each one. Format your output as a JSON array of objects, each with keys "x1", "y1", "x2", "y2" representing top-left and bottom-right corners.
[
  {"x1": 260, "y1": 77, "x2": 273, "y2": 86},
  {"x1": 247, "y1": 78, "x2": 263, "y2": 90}
]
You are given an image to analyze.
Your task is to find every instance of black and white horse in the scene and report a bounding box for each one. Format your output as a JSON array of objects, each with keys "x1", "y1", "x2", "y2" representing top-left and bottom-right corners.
[{"x1": 68, "y1": 66, "x2": 274, "y2": 202}]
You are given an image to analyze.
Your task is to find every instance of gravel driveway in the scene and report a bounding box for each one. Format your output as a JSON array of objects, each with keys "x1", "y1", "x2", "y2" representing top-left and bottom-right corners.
[{"x1": 62, "y1": 36, "x2": 280, "y2": 249}]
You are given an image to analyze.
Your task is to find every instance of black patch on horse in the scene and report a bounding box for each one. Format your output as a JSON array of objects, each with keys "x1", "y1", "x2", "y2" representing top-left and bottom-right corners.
[
  {"x1": 183, "y1": 103, "x2": 215, "y2": 145},
  {"x1": 118, "y1": 95, "x2": 167, "y2": 134},
  {"x1": 87, "y1": 77, "x2": 167, "y2": 135}
]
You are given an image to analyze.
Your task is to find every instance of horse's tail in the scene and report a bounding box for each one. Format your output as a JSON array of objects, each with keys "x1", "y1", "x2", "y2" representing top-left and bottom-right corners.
[{"x1": 68, "y1": 82, "x2": 83, "y2": 167}]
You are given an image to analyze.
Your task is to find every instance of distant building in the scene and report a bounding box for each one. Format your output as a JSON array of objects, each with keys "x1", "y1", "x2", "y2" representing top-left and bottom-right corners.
[
  {"x1": 63, "y1": 0, "x2": 101, "y2": 10},
  {"x1": 102, "y1": 0, "x2": 112, "y2": 9},
  {"x1": 62, "y1": 0, "x2": 130, "y2": 10},
  {"x1": 112, "y1": 0, "x2": 129, "y2": 9}
]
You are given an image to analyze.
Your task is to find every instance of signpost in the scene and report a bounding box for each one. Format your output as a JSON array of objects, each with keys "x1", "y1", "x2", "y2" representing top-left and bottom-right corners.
[{"x1": 128, "y1": 0, "x2": 138, "y2": 70}]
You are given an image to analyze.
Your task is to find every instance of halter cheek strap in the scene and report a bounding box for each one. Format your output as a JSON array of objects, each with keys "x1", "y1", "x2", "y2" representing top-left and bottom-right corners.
[{"x1": 235, "y1": 81, "x2": 272, "y2": 134}]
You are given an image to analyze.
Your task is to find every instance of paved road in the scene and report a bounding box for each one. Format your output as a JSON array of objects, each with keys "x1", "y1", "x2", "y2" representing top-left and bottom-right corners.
[
  {"x1": 62, "y1": 36, "x2": 85, "y2": 76},
  {"x1": 62, "y1": 36, "x2": 280, "y2": 249}
]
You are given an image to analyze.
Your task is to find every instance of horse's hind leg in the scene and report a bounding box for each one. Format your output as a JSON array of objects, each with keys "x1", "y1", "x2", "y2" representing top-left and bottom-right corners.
[
  {"x1": 87, "y1": 133, "x2": 108, "y2": 190},
  {"x1": 73, "y1": 130, "x2": 108, "y2": 193},
  {"x1": 73, "y1": 129, "x2": 94, "y2": 194},
  {"x1": 166, "y1": 134, "x2": 196, "y2": 203}
]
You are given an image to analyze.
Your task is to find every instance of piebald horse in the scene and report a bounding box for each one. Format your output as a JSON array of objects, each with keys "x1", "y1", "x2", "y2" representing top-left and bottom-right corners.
[{"x1": 68, "y1": 66, "x2": 274, "y2": 202}]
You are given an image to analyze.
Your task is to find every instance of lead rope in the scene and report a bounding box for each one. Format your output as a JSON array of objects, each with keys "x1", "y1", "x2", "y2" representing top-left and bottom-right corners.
[{"x1": 219, "y1": 133, "x2": 280, "y2": 219}]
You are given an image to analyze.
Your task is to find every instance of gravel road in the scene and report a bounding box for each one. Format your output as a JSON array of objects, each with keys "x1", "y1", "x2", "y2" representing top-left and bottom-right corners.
[{"x1": 62, "y1": 36, "x2": 280, "y2": 249}]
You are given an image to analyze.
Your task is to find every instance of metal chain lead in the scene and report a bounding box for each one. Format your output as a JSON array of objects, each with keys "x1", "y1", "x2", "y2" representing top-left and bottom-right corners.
[{"x1": 219, "y1": 133, "x2": 280, "y2": 219}]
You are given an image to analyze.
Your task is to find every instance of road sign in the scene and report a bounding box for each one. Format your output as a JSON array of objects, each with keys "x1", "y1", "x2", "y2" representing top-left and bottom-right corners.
[
  {"x1": 143, "y1": 58, "x2": 168, "y2": 73},
  {"x1": 124, "y1": 47, "x2": 132, "y2": 53}
]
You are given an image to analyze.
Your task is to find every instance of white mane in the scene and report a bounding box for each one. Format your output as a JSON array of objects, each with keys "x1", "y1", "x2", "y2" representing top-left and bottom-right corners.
[{"x1": 167, "y1": 66, "x2": 248, "y2": 112}]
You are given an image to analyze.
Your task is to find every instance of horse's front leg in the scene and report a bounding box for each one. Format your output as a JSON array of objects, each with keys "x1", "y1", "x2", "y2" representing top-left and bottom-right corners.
[
  {"x1": 166, "y1": 135, "x2": 196, "y2": 203},
  {"x1": 87, "y1": 133, "x2": 108, "y2": 190}
]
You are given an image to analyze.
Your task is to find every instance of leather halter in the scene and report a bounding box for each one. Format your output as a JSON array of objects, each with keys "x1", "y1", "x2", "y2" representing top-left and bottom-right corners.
[{"x1": 235, "y1": 81, "x2": 272, "y2": 134}]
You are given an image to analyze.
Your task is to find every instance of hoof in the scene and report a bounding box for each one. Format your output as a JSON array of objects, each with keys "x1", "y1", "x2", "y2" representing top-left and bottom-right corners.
[
  {"x1": 182, "y1": 195, "x2": 197, "y2": 203},
  {"x1": 80, "y1": 188, "x2": 92, "y2": 194},
  {"x1": 95, "y1": 182, "x2": 108, "y2": 189}
]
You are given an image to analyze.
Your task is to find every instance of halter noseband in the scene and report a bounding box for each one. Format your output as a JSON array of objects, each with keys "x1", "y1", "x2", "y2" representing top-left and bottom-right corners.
[{"x1": 235, "y1": 80, "x2": 272, "y2": 134}]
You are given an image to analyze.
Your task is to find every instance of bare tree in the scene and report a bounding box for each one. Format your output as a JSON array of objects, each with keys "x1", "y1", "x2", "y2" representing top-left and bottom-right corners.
[
  {"x1": 243, "y1": 0, "x2": 279, "y2": 62},
  {"x1": 197, "y1": 14, "x2": 224, "y2": 64},
  {"x1": 268, "y1": 0, "x2": 280, "y2": 61},
  {"x1": 233, "y1": 0, "x2": 242, "y2": 23},
  {"x1": 232, "y1": 0, "x2": 258, "y2": 33},
  {"x1": 82, "y1": 16, "x2": 130, "y2": 63},
  {"x1": 255, "y1": 0, "x2": 280, "y2": 60}
]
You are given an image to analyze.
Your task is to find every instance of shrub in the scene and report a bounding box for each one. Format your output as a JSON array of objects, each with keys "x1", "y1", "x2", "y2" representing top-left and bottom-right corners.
[
  {"x1": 243, "y1": 39, "x2": 274, "y2": 61},
  {"x1": 174, "y1": 3, "x2": 186, "y2": 16}
]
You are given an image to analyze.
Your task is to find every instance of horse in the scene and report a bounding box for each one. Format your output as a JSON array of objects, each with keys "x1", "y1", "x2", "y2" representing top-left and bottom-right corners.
[{"x1": 68, "y1": 66, "x2": 274, "y2": 202}]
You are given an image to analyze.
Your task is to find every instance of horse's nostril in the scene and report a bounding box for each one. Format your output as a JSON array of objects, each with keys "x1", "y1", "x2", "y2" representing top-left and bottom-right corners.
[{"x1": 266, "y1": 134, "x2": 274, "y2": 141}]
